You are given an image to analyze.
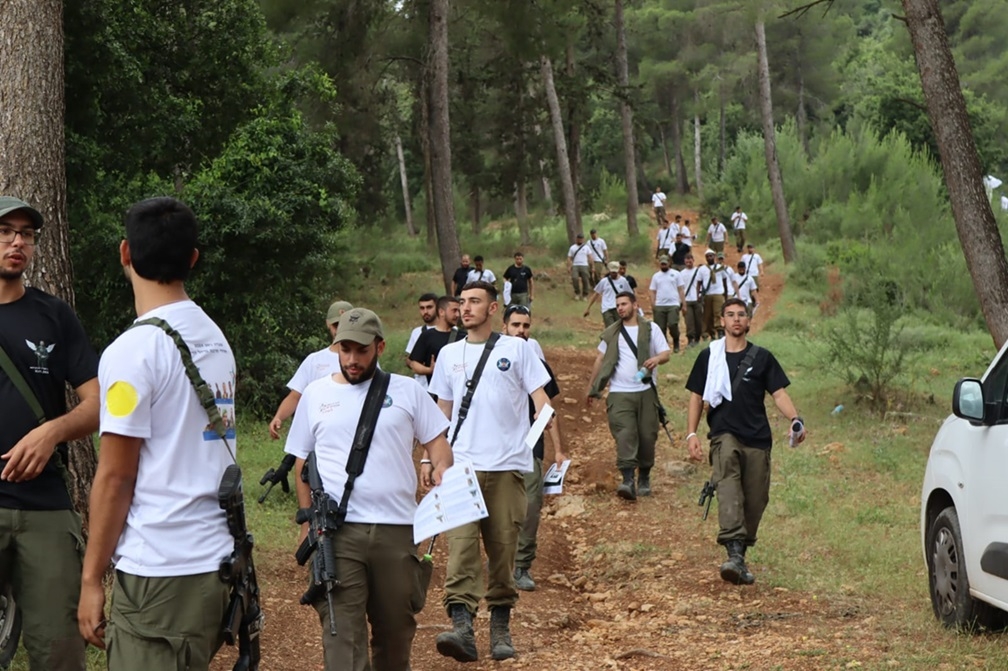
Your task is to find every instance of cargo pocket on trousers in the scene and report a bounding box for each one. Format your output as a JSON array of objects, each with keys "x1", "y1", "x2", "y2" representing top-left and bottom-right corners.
[{"x1": 407, "y1": 554, "x2": 432, "y2": 614}]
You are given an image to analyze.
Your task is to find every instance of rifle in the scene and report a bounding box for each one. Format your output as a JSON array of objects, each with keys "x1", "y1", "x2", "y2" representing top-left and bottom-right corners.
[
  {"x1": 218, "y1": 464, "x2": 264, "y2": 671},
  {"x1": 294, "y1": 453, "x2": 341, "y2": 636},
  {"x1": 698, "y1": 480, "x2": 716, "y2": 521},
  {"x1": 258, "y1": 453, "x2": 295, "y2": 503},
  {"x1": 656, "y1": 402, "x2": 675, "y2": 446}
]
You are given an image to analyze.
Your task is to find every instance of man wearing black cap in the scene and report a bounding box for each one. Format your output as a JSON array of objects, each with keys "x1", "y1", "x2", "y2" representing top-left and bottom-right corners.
[
  {"x1": 0, "y1": 196, "x2": 99, "y2": 670},
  {"x1": 566, "y1": 233, "x2": 591, "y2": 300}
]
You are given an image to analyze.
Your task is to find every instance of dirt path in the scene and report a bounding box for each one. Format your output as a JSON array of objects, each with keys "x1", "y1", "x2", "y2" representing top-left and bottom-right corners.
[{"x1": 212, "y1": 213, "x2": 887, "y2": 671}]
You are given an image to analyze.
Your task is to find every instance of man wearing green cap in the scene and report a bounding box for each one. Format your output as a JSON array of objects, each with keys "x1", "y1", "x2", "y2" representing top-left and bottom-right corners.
[
  {"x1": 285, "y1": 307, "x2": 454, "y2": 671},
  {"x1": 268, "y1": 300, "x2": 353, "y2": 439},
  {"x1": 0, "y1": 195, "x2": 99, "y2": 670}
]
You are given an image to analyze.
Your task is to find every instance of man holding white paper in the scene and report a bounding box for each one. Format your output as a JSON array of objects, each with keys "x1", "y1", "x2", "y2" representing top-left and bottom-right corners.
[{"x1": 427, "y1": 281, "x2": 552, "y2": 663}]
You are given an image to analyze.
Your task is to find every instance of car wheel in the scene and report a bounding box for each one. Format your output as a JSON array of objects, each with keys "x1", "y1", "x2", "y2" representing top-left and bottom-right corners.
[{"x1": 927, "y1": 506, "x2": 1005, "y2": 631}]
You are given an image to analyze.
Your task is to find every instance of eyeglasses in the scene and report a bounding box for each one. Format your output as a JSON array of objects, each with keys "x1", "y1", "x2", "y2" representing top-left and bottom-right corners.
[
  {"x1": 503, "y1": 305, "x2": 531, "y2": 320},
  {"x1": 0, "y1": 226, "x2": 37, "y2": 246}
]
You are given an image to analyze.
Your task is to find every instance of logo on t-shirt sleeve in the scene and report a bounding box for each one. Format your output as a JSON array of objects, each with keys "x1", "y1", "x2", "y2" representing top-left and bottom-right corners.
[
  {"x1": 106, "y1": 381, "x2": 139, "y2": 417},
  {"x1": 496, "y1": 358, "x2": 511, "y2": 372}
]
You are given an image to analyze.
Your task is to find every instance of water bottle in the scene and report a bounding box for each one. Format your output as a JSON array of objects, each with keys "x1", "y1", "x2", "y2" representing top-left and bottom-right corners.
[
  {"x1": 634, "y1": 366, "x2": 648, "y2": 382},
  {"x1": 789, "y1": 418, "x2": 804, "y2": 448},
  {"x1": 831, "y1": 404, "x2": 844, "y2": 415}
]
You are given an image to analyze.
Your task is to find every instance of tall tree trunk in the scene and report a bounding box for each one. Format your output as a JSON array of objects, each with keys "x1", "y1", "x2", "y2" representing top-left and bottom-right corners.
[
  {"x1": 659, "y1": 124, "x2": 673, "y2": 177},
  {"x1": 670, "y1": 95, "x2": 690, "y2": 195},
  {"x1": 428, "y1": 0, "x2": 461, "y2": 293},
  {"x1": 755, "y1": 20, "x2": 797, "y2": 263},
  {"x1": 718, "y1": 95, "x2": 726, "y2": 177},
  {"x1": 565, "y1": 43, "x2": 583, "y2": 233},
  {"x1": 515, "y1": 180, "x2": 530, "y2": 245},
  {"x1": 614, "y1": 0, "x2": 639, "y2": 236},
  {"x1": 541, "y1": 55, "x2": 579, "y2": 243},
  {"x1": 419, "y1": 76, "x2": 436, "y2": 246},
  {"x1": 903, "y1": 0, "x2": 1008, "y2": 347},
  {"x1": 0, "y1": 0, "x2": 95, "y2": 519},
  {"x1": 470, "y1": 185, "x2": 480, "y2": 235},
  {"x1": 394, "y1": 131, "x2": 416, "y2": 236},
  {"x1": 532, "y1": 123, "x2": 553, "y2": 205},
  {"x1": 796, "y1": 52, "x2": 810, "y2": 160},
  {"x1": 693, "y1": 96, "x2": 704, "y2": 203}
]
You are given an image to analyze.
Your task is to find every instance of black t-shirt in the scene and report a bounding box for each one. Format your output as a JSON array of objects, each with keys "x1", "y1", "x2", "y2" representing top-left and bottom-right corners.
[
  {"x1": 452, "y1": 266, "x2": 471, "y2": 295},
  {"x1": 528, "y1": 358, "x2": 561, "y2": 460},
  {"x1": 504, "y1": 265, "x2": 533, "y2": 294},
  {"x1": 409, "y1": 328, "x2": 458, "y2": 382},
  {"x1": 623, "y1": 274, "x2": 637, "y2": 291},
  {"x1": 671, "y1": 241, "x2": 690, "y2": 265},
  {"x1": 684, "y1": 342, "x2": 789, "y2": 449},
  {"x1": 0, "y1": 288, "x2": 99, "y2": 510}
]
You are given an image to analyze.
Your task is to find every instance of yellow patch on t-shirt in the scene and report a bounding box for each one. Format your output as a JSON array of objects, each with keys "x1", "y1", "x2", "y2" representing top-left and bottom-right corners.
[{"x1": 106, "y1": 381, "x2": 139, "y2": 417}]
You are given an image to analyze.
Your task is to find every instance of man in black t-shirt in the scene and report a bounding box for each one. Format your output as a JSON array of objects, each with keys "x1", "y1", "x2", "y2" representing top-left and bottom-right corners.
[
  {"x1": 0, "y1": 196, "x2": 99, "y2": 669},
  {"x1": 684, "y1": 298, "x2": 805, "y2": 586},
  {"x1": 451, "y1": 254, "x2": 472, "y2": 297},
  {"x1": 617, "y1": 260, "x2": 637, "y2": 292},
  {"x1": 408, "y1": 295, "x2": 461, "y2": 385},
  {"x1": 670, "y1": 233, "x2": 690, "y2": 270},
  {"x1": 502, "y1": 252, "x2": 534, "y2": 309}
]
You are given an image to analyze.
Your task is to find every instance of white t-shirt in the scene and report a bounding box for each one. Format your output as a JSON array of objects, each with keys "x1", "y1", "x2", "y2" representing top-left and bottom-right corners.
[
  {"x1": 704, "y1": 264, "x2": 728, "y2": 296},
  {"x1": 587, "y1": 237, "x2": 608, "y2": 262},
  {"x1": 285, "y1": 374, "x2": 448, "y2": 525},
  {"x1": 708, "y1": 222, "x2": 727, "y2": 242},
  {"x1": 287, "y1": 347, "x2": 341, "y2": 393},
  {"x1": 725, "y1": 268, "x2": 739, "y2": 297},
  {"x1": 467, "y1": 268, "x2": 497, "y2": 285},
  {"x1": 652, "y1": 192, "x2": 666, "y2": 208},
  {"x1": 649, "y1": 268, "x2": 685, "y2": 307},
  {"x1": 681, "y1": 225, "x2": 693, "y2": 247},
  {"x1": 740, "y1": 252, "x2": 763, "y2": 276},
  {"x1": 737, "y1": 275, "x2": 758, "y2": 303},
  {"x1": 656, "y1": 227, "x2": 676, "y2": 251},
  {"x1": 428, "y1": 335, "x2": 550, "y2": 472},
  {"x1": 99, "y1": 300, "x2": 235, "y2": 577},
  {"x1": 528, "y1": 337, "x2": 546, "y2": 362},
  {"x1": 683, "y1": 266, "x2": 707, "y2": 302},
  {"x1": 597, "y1": 322, "x2": 670, "y2": 393},
  {"x1": 568, "y1": 242, "x2": 591, "y2": 266},
  {"x1": 731, "y1": 211, "x2": 748, "y2": 230},
  {"x1": 405, "y1": 325, "x2": 431, "y2": 390},
  {"x1": 593, "y1": 275, "x2": 632, "y2": 311}
]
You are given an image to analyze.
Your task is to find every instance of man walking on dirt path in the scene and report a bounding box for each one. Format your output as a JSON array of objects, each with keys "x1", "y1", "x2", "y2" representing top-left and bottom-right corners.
[
  {"x1": 706, "y1": 217, "x2": 728, "y2": 255},
  {"x1": 452, "y1": 255, "x2": 472, "y2": 297},
  {"x1": 567, "y1": 233, "x2": 592, "y2": 301},
  {"x1": 586, "y1": 291, "x2": 670, "y2": 501},
  {"x1": 428, "y1": 281, "x2": 552, "y2": 663},
  {"x1": 740, "y1": 244, "x2": 764, "y2": 287},
  {"x1": 503, "y1": 252, "x2": 534, "y2": 310},
  {"x1": 466, "y1": 256, "x2": 497, "y2": 287},
  {"x1": 681, "y1": 254, "x2": 704, "y2": 348},
  {"x1": 584, "y1": 262, "x2": 632, "y2": 327},
  {"x1": 408, "y1": 295, "x2": 461, "y2": 386},
  {"x1": 285, "y1": 307, "x2": 453, "y2": 671},
  {"x1": 502, "y1": 305, "x2": 566, "y2": 594},
  {"x1": 587, "y1": 229, "x2": 609, "y2": 286},
  {"x1": 736, "y1": 262, "x2": 759, "y2": 313},
  {"x1": 269, "y1": 300, "x2": 352, "y2": 439},
  {"x1": 670, "y1": 232, "x2": 690, "y2": 271},
  {"x1": 701, "y1": 250, "x2": 727, "y2": 341},
  {"x1": 656, "y1": 218, "x2": 676, "y2": 260},
  {"x1": 685, "y1": 297, "x2": 805, "y2": 585},
  {"x1": 405, "y1": 293, "x2": 438, "y2": 390},
  {"x1": 731, "y1": 206, "x2": 748, "y2": 253},
  {"x1": 650, "y1": 256, "x2": 686, "y2": 353},
  {"x1": 652, "y1": 187, "x2": 667, "y2": 226}
]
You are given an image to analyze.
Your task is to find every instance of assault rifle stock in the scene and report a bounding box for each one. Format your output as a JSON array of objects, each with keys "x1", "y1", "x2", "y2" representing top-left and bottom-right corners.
[
  {"x1": 258, "y1": 453, "x2": 295, "y2": 503},
  {"x1": 698, "y1": 480, "x2": 716, "y2": 521},
  {"x1": 294, "y1": 452, "x2": 341, "y2": 635},
  {"x1": 218, "y1": 464, "x2": 264, "y2": 671}
]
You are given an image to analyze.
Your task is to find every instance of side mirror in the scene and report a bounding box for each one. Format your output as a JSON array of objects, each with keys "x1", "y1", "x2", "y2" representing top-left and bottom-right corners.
[{"x1": 953, "y1": 378, "x2": 985, "y2": 422}]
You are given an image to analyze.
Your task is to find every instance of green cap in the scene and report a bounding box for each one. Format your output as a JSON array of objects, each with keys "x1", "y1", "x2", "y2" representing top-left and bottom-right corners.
[
  {"x1": 658, "y1": 255, "x2": 670, "y2": 264},
  {"x1": 333, "y1": 308, "x2": 384, "y2": 345},
  {"x1": 325, "y1": 300, "x2": 354, "y2": 325},
  {"x1": 0, "y1": 197, "x2": 44, "y2": 230}
]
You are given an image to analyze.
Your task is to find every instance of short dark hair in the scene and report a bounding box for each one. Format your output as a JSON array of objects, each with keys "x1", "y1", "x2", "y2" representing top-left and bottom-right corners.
[
  {"x1": 473, "y1": 255, "x2": 484, "y2": 263},
  {"x1": 721, "y1": 297, "x2": 749, "y2": 316},
  {"x1": 615, "y1": 290, "x2": 636, "y2": 303},
  {"x1": 125, "y1": 197, "x2": 198, "y2": 284},
  {"x1": 513, "y1": 251, "x2": 523, "y2": 258},
  {"x1": 618, "y1": 260, "x2": 627, "y2": 267},
  {"x1": 737, "y1": 261, "x2": 746, "y2": 269},
  {"x1": 590, "y1": 229, "x2": 597, "y2": 234},
  {"x1": 461, "y1": 280, "x2": 497, "y2": 302},
  {"x1": 503, "y1": 304, "x2": 531, "y2": 323},
  {"x1": 418, "y1": 292, "x2": 438, "y2": 303},
  {"x1": 436, "y1": 295, "x2": 459, "y2": 312}
]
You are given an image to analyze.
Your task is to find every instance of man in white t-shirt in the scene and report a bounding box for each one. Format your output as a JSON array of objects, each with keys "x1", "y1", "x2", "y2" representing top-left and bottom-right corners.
[
  {"x1": 735, "y1": 261, "x2": 759, "y2": 311},
  {"x1": 405, "y1": 292, "x2": 438, "y2": 389},
  {"x1": 586, "y1": 291, "x2": 670, "y2": 500},
  {"x1": 586, "y1": 229, "x2": 609, "y2": 285},
  {"x1": 706, "y1": 217, "x2": 728, "y2": 254},
  {"x1": 651, "y1": 187, "x2": 667, "y2": 225},
  {"x1": 740, "y1": 243, "x2": 764, "y2": 286},
  {"x1": 80, "y1": 197, "x2": 237, "y2": 669},
  {"x1": 731, "y1": 206, "x2": 748, "y2": 253},
  {"x1": 268, "y1": 299, "x2": 352, "y2": 438},
  {"x1": 702, "y1": 250, "x2": 729, "y2": 340},
  {"x1": 680, "y1": 219, "x2": 694, "y2": 247},
  {"x1": 656, "y1": 218, "x2": 676, "y2": 259},
  {"x1": 466, "y1": 255, "x2": 497, "y2": 286},
  {"x1": 584, "y1": 262, "x2": 632, "y2": 327},
  {"x1": 566, "y1": 233, "x2": 592, "y2": 300},
  {"x1": 649, "y1": 256, "x2": 686, "y2": 353},
  {"x1": 680, "y1": 253, "x2": 705, "y2": 348},
  {"x1": 428, "y1": 281, "x2": 551, "y2": 663},
  {"x1": 285, "y1": 307, "x2": 453, "y2": 671}
]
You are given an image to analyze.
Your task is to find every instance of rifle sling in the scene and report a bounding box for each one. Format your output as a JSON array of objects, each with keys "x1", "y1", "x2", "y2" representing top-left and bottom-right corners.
[
  {"x1": 449, "y1": 332, "x2": 500, "y2": 446},
  {"x1": 730, "y1": 345, "x2": 763, "y2": 399},
  {"x1": 334, "y1": 368, "x2": 392, "y2": 527},
  {"x1": 0, "y1": 342, "x2": 46, "y2": 426}
]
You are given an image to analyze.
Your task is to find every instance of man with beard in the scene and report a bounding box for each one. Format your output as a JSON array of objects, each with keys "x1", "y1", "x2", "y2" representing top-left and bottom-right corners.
[
  {"x1": 285, "y1": 307, "x2": 454, "y2": 670},
  {"x1": 584, "y1": 262, "x2": 632, "y2": 327},
  {"x1": 427, "y1": 281, "x2": 552, "y2": 662},
  {"x1": 0, "y1": 196, "x2": 99, "y2": 670},
  {"x1": 408, "y1": 295, "x2": 461, "y2": 387},
  {"x1": 404, "y1": 293, "x2": 438, "y2": 390},
  {"x1": 452, "y1": 255, "x2": 472, "y2": 297}
]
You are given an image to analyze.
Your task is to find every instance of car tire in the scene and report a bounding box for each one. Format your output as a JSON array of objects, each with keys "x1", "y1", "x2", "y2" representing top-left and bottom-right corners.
[{"x1": 927, "y1": 506, "x2": 1006, "y2": 631}]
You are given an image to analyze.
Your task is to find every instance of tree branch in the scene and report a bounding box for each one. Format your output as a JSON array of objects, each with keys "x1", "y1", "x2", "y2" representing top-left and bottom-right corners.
[{"x1": 779, "y1": 0, "x2": 835, "y2": 20}]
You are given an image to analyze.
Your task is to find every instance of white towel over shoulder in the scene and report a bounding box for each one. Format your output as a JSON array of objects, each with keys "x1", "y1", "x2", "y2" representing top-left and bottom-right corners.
[{"x1": 702, "y1": 338, "x2": 732, "y2": 408}]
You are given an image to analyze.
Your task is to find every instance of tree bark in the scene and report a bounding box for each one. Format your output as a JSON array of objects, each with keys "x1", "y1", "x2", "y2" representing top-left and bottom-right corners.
[
  {"x1": 903, "y1": 0, "x2": 1008, "y2": 347},
  {"x1": 693, "y1": 96, "x2": 704, "y2": 203},
  {"x1": 541, "y1": 55, "x2": 580, "y2": 243},
  {"x1": 718, "y1": 95, "x2": 726, "y2": 177},
  {"x1": 515, "y1": 180, "x2": 530, "y2": 245},
  {"x1": 670, "y1": 95, "x2": 690, "y2": 195},
  {"x1": 0, "y1": 0, "x2": 96, "y2": 521},
  {"x1": 470, "y1": 185, "x2": 480, "y2": 235},
  {"x1": 418, "y1": 76, "x2": 436, "y2": 246},
  {"x1": 796, "y1": 50, "x2": 811, "y2": 160},
  {"x1": 755, "y1": 20, "x2": 797, "y2": 263},
  {"x1": 394, "y1": 131, "x2": 416, "y2": 236},
  {"x1": 614, "y1": 0, "x2": 639, "y2": 236},
  {"x1": 565, "y1": 43, "x2": 583, "y2": 233},
  {"x1": 427, "y1": 0, "x2": 461, "y2": 294},
  {"x1": 659, "y1": 124, "x2": 673, "y2": 177}
]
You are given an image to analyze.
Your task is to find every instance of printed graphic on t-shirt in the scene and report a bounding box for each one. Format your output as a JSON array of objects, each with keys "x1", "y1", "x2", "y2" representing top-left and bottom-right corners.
[
  {"x1": 195, "y1": 340, "x2": 236, "y2": 441},
  {"x1": 24, "y1": 339, "x2": 55, "y2": 374},
  {"x1": 497, "y1": 358, "x2": 511, "y2": 371}
]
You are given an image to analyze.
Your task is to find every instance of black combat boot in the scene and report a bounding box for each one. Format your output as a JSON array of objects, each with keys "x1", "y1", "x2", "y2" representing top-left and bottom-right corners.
[
  {"x1": 436, "y1": 603, "x2": 478, "y2": 662},
  {"x1": 489, "y1": 606, "x2": 516, "y2": 660},
  {"x1": 637, "y1": 468, "x2": 652, "y2": 496},
  {"x1": 616, "y1": 468, "x2": 637, "y2": 501},
  {"x1": 719, "y1": 540, "x2": 755, "y2": 585}
]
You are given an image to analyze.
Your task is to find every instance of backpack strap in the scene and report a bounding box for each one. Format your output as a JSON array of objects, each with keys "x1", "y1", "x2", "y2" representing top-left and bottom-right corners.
[
  {"x1": 730, "y1": 345, "x2": 763, "y2": 398},
  {"x1": 334, "y1": 369, "x2": 391, "y2": 526},
  {"x1": 449, "y1": 332, "x2": 500, "y2": 446},
  {"x1": 0, "y1": 343, "x2": 46, "y2": 425}
]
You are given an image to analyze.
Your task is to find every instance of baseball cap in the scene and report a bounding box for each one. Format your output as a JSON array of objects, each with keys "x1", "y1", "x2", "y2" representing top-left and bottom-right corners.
[
  {"x1": 0, "y1": 197, "x2": 44, "y2": 230},
  {"x1": 659, "y1": 255, "x2": 670, "y2": 264},
  {"x1": 608, "y1": 261, "x2": 620, "y2": 272},
  {"x1": 717, "y1": 252, "x2": 725, "y2": 259},
  {"x1": 325, "y1": 300, "x2": 354, "y2": 325},
  {"x1": 333, "y1": 308, "x2": 384, "y2": 345},
  {"x1": 705, "y1": 248, "x2": 716, "y2": 256},
  {"x1": 576, "y1": 232, "x2": 584, "y2": 239}
]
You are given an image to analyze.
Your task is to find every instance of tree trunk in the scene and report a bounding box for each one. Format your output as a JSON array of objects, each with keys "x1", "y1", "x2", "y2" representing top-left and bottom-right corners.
[
  {"x1": 428, "y1": 0, "x2": 461, "y2": 294},
  {"x1": 515, "y1": 180, "x2": 530, "y2": 245},
  {"x1": 693, "y1": 99, "x2": 704, "y2": 203},
  {"x1": 419, "y1": 76, "x2": 436, "y2": 246},
  {"x1": 796, "y1": 52, "x2": 810, "y2": 160},
  {"x1": 394, "y1": 131, "x2": 416, "y2": 236},
  {"x1": 903, "y1": 0, "x2": 1008, "y2": 347},
  {"x1": 659, "y1": 124, "x2": 673, "y2": 177},
  {"x1": 532, "y1": 122, "x2": 553, "y2": 205},
  {"x1": 614, "y1": 0, "x2": 639, "y2": 236},
  {"x1": 670, "y1": 95, "x2": 690, "y2": 195},
  {"x1": 755, "y1": 20, "x2": 797, "y2": 263},
  {"x1": 0, "y1": 0, "x2": 95, "y2": 521},
  {"x1": 470, "y1": 185, "x2": 480, "y2": 235},
  {"x1": 565, "y1": 43, "x2": 583, "y2": 233},
  {"x1": 541, "y1": 55, "x2": 580, "y2": 243},
  {"x1": 718, "y1": 95, "x2": 726, "y2": 177}
]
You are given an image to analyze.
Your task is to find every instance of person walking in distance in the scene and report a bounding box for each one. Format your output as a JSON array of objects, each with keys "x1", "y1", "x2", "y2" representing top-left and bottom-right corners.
[
  {"x1": 427, "y1": 281, "x2": 553, "y2": 662},
  {"x1": 700, "y1": 250, "x2": 727, "y2": 341},
  {"x1": 466, "y1": 256, "x2": 497, "y2": 287},
  {"x1": 740, "y1": 243, "x2": 764, "y2": 287},
  {"x1": 656, "y1": 218, "x2": 675, "y2": 260},
  {"x1": 452, "y1": 254, "x2": 473, "y2": 297},
  {"x1": 730, "y1": 206, "x2": 748, "y2": 253},
  {"x1": 284, "y1": 307, "x2": 454, "y2": 670},
  {"x1": 0, "y1": 196, "x2": 99, "y2": 670},
  {"x1": 503, "y1": 252, "x2": 534, "y2": 309},
  {"x1": 735, "y1": 262, "x2": 759, "y2": 313},
  {"x1": 501, "y1": 305, "x2": 566, "y2": 593},
  {"x1": 408, "y1": 295, "x2": 461, "y2": 387},
  {"x1": 405, "y1": 293, "x2": 438, "y2": 390},
  {"x1": 680, "y1": 219, "x2": 694, "y2": 248},
  {"x1": 685, "y1": 298, "x2": 806, "y2": 585},
  {"x1": 649, "y1": 256, "x2": 686, "y2": 353},
  {"x1": 670, "y1": 232, "x2": 690, "y2": 271},
  {"x1": 584, "y1": 262, "x2": 632, "y2": 327},
  {"x1": 706, "y1": 217, "x2": 728, "y2": 255},
  {"x1": 586, "y1": 229, "x2": 609, "y2": 285},
  {"x1": 586, "y1": 291, "x2": 670, "y2": 500},
  {"x1": 651, "y1": 187, "x2": 667, "y2": 225},
  {"x1": 681, "y1": 253, "x2": 704, "y2": 348},
  {"x1": 567, "y1": 233, "x2": 592, "y2": 301}
]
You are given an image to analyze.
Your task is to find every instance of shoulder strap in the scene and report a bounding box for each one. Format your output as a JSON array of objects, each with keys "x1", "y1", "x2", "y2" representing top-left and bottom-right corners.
[
  {"x1": 730, "y1": 344, "x2": 763, "y2": 398},
  {"x1": 688, "y1": 268, "x2": 701, "y2": 297},
  {"x1": 334, "y1": 369, "x2": 391, "y2": 526},
  {"x1": 607, "y1": 276, "x2": 619, "y2": 294},
  {"x1": 449, "y1": 332, "x2": 501, "y2": 446},
  {"x1": 447, "y1": 327, "x2": 459, "y2": 344},
  {"x1": 589, "y1": 240, "x2": 602, "y2": 258},
  {"x1": 0, "y1": 343, "x2": 46, "y2": 425},
  {"x1": 745, "y1": 255, "x2": 755, "y2": 274}
]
